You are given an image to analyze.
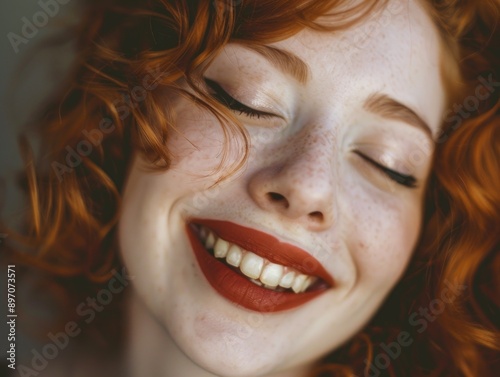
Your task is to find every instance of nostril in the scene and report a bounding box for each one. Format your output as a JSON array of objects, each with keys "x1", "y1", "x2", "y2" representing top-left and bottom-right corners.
[
  {"x1": 267, "y1": 192, "x2": 289, "y2": 209},
  {"x1": 308, "y1": 211, "x2": 324, "y2": 222}
]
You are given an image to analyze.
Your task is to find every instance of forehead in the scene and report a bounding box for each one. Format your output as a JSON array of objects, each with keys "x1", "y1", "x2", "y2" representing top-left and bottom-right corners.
[{"x1": 269, "y1": 0, "x2": 446, "y2": 130}]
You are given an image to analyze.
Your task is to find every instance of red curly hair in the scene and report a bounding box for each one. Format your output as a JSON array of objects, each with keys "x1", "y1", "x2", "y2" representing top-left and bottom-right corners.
[{"x1": 1, "y1": 0, "x2": 499, "y2": 376}]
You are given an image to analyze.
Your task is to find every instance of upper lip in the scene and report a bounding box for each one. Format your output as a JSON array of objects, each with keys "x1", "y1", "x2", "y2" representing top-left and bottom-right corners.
[{"x1": 191, "y1": 218, "x2": 334, "y2": 287}]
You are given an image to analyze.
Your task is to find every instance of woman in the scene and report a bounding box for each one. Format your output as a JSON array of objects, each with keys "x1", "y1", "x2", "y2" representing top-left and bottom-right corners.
[{"x1": 2, "y1": 0, "x2": 499, "y2": 376}]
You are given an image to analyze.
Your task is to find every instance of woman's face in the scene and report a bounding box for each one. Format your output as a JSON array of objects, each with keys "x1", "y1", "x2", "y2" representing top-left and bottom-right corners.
[{"x1": 119, "y1": 0, "x2": 446, "y2": 375}]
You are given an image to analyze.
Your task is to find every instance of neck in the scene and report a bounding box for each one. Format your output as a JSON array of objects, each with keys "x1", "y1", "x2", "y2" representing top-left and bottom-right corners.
[{"x1": 125, "y1": 292, "x2": 312, "y2": 377}]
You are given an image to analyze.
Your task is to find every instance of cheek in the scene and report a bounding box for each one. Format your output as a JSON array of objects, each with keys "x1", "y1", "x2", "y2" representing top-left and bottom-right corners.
[
  {"x1": 166, "y1": 99, "x2": 244, "y2": 176},
  {"x1": 118, "y1": 103, "x2": 243, "y2": 276},
  {"x1": 341, "y1": 183, "x2": 421, "y2": 286}
]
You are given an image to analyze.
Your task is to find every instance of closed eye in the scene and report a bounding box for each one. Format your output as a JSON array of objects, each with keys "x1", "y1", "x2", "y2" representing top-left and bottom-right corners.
[
  {"x1": 354, "y1": 151, "x2": 417, "y2": 188},
  {"x1": 204, "y1": 78, "x2": 277, "y2": 120}
]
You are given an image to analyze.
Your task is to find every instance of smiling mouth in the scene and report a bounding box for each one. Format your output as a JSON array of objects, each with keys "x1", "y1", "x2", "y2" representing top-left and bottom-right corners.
[{"x1": 186, "y1": 219, "x2": 333, "y2": 312}]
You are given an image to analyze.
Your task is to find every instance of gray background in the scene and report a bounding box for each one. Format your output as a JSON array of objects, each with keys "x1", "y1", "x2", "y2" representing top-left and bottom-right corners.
[
  {"x1": 0, "y1": 0, "x2": 80, "y2": 368},
  {"x1": 1, "y1": 0, "x2": 78, "y2": 217}
]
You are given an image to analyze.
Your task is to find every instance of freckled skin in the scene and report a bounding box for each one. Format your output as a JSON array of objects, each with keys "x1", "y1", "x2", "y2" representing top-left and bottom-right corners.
[{"x1": 119, "y1": 1, "x2": 447, "y2": 377}]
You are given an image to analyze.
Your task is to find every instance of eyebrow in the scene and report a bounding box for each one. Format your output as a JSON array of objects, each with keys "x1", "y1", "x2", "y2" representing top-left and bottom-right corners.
[
  {"x1": 236, "y1": 43, "x2": 310, "y2": 84},
  {"x1": 228, "y1": 45, "x2": 432, "y2": 139},
  {"x1": 364, "y1": 93, "x2": 433, "y2": 139}
]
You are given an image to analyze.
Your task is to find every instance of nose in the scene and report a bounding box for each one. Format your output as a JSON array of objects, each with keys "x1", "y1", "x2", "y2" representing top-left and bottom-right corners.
[{"x1": 248, "y1": 131, "x2": 336, "y2": 231}]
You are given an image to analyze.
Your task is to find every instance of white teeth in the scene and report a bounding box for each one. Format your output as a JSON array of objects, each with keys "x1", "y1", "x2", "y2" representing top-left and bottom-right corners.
[
  {"x1": 260, "y1": 263, "x2": 283, "y2": 287},
  {"x1": 279, "y1": 271, "x2": 295, "y2": 289},
  {"x1": 301, "y1": 276, "x2": 316, "y2": 292},
  {"x1": 240, "y1": 252, "x2": 264, "y2": 279},
  {"x1": 292, "y1": 274, "x2": 307, "y2": 293},
  {"x1": 214, "y1": 238, "x2": 230, "y2": 258},
  {"x1": 250, "y1": 278, "x2": 263, "y2": 286},
  {"x1": 226, "y1": 244, "x2": 243, "y2": 267},
  {"x1": 205, "y1": 232, "x2": 215, "y2": 249},
  {"x1": 198, "y1": 225, "x2": 320, "y2": 294}
]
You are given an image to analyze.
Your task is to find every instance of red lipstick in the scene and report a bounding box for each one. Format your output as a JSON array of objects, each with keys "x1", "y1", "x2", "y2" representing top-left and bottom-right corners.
[{"x1": 186, "y1": 219, "x2": 333, "y2": 312}]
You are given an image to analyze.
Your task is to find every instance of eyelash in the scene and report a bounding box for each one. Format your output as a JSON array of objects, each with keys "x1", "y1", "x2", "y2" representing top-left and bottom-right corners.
[
  {"x1": 204, "y1": 78, "x2": 276, "y2": 120},
  {"x1": 354, "y1": 151, "x2": 417, "y2": 188},
  {"x1": 203, "y1": 79, "x2": 417, "y2": 188}
]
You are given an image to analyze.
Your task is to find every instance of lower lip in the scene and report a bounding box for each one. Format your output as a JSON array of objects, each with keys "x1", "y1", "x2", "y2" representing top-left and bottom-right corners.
[{"x1": 186, "y1": 225, "x2": 326, "y2": 313}]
